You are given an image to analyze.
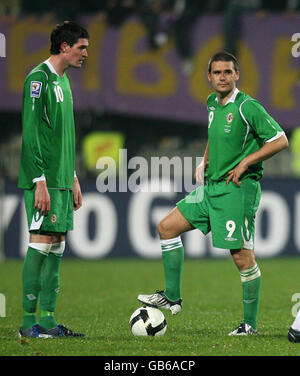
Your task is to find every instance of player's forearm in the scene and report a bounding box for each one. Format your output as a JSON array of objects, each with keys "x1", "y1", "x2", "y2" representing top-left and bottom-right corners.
[
  {"x1": 241, "y1": 134, "x2": 289, "y2": 169},
  {"x1": 73, "y1": 176, "x2": 82, "y2": 211},
  {"x1": 203, "y1": 141, "x2": 209, "y2": 168}
]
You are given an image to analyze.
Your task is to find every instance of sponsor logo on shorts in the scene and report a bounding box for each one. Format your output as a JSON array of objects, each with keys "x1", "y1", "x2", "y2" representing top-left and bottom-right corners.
[
  {"x1": 30, "y1": 211, "x2": 44, "y2": 231},
  {"x1": 50, "y1": 214, "x2": 57, "y2": 223},
  {"x1": 224, "y1": 237, "x2": 237, "y2": 241},
  {"x1": 34, "y1": 211, "x2": 42, "y2": 222}
]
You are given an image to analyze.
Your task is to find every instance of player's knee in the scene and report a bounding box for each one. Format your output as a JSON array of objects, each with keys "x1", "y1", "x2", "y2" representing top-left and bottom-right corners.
[
  {"x1": 158, "y1": 219, "x2": 173, "y2": 239},
  {"x1": 158, "y1": 220, "x2": 167, "y2": 239},
  {"x1": 231, "y1": 248, "x2": 256, "y2": 271},
  {"x1": 158, "y1": 218, "x2": 181, "y2": 239}
]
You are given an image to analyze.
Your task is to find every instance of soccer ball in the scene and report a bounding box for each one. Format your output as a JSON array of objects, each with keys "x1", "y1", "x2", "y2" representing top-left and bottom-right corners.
[{"x1": 129, "y1": 306, "x2": 167, "y2": 336}]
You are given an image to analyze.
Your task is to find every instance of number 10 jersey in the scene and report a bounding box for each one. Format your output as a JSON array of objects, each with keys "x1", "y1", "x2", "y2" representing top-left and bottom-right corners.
[{"x1": 18, "y1": 59, "x2": 76, "y2": 190}]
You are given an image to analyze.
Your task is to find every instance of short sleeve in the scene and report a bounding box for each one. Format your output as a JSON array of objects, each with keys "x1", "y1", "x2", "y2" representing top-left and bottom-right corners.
[{"x1": 240, "y1": 99, "x2": 284, "y2": 143}]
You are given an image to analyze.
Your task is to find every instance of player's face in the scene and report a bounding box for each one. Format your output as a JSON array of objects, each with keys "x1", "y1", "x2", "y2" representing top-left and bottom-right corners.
[
  {"x1": 208, "y1": 61, "x2": 239, "y2": 96},
  {"x1": 64, "y1": 38, "x2": 89, "y2": 68}
]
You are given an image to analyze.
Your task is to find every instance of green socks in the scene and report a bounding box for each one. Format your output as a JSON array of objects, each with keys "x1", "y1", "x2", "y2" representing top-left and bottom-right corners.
[
  {"x1": 160, "y1": 238, "x2": 260, "y2": 331},
  {"x1": 240, "y1": 263, "x2": 261, "y2": 331},
  {"x1": 39, "y1": 252, "x2": 62, "y2": 330},
  {"x1": 160, "y1": 237, "x2": 261, "y2": 331},
  {"x1": 22, "y1": 244, "x2": 63, "y2": 330},
  {"x1": 22, "y1": 247, "x2": 48, "y2": 330},
  {"x1": 39, "y1": 310, "x2": 57, "y2": 330},
  {"x1": 161, "y1": 237, "x2": 184, "y2": 302}
]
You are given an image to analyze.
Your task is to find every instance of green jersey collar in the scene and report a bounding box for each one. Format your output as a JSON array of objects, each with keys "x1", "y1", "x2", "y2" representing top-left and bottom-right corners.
[
  {"x1": 44, "y1": 58, "x2": 60, "y2": 76},
  {"x1": 215, "y1": 88, "x2": 240, "y2": 105}
]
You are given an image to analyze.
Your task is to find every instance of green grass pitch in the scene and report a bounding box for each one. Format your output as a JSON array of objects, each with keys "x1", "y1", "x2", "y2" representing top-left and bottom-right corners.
[{"x1": 1, "y1": 257, "x2": 300, "y2": 356}]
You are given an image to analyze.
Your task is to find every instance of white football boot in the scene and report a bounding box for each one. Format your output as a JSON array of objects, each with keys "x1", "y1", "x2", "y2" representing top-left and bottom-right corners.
[
  {"x1": 138, "y1": 290, "x2": 182, "y2": 315},
  {"x1": 228, "y1": 322, "x2": 258, "y2": 336}
]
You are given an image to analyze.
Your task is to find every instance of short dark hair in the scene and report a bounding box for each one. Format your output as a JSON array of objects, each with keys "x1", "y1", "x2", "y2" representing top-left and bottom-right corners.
[
  {"x1": 50, "y1": 21, "x2": 89, "y2": 55},
  {"x1": 208, "y1": 51, "x2": 239, "y2": 73}
]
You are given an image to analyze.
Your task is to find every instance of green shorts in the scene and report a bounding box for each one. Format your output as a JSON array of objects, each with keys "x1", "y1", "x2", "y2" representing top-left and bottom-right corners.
[
  {"x1": 176, "y1": 178, "x2": 261, "y2": 250},
  {"x1": 24, "y1": 187, "x2": 74, "y2": 234}
]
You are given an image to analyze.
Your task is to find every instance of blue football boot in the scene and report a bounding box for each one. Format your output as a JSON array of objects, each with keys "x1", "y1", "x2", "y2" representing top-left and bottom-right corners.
[
  {"x1": 46, "y1": 324, "x2": 85, "y2": 337},
  {"x1": 19, "y1": 324, "x2": 53, "y2": 338}
]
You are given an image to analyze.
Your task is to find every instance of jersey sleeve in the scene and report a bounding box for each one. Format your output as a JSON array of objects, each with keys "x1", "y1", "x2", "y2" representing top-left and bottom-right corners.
[
  {"x1": 240, "y1": 99, "x2": 284, "y2": 143},
  {"x1": 18, "y1": 71, "x2": 48, "y2": 189}
]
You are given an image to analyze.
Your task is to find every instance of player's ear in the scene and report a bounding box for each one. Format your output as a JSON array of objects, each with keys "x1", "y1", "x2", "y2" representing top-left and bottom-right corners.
[
  {"x1": 60, "y1": 41, "x2": 69, "y2": 54},
  {"x1": 235, "y1": 70, "x2": 240, "y2": 81}
]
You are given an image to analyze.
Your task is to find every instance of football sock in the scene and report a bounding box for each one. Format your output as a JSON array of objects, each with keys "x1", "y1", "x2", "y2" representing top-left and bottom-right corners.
[
  {"x1": 22, "y1": 246, "x2": 50, "y2": 330},
  {"x1": 291, "y1": 308, "x2": 300, "y2": 331},
  {"x1": 161, "y1": 237, "x2": 184, "y2": 302},
  {"x1": 240, "y1": 263, "x2": 261, "y2": 331},
  {"x1": 39, "y1": 250, "x2": 63, "y2": 330},
  {"x1": 22, "y1": 311, "x2": 37, "y2": 330},
  {"x1": 39, "y1": 310, "x2": 57, "y2": 330}
]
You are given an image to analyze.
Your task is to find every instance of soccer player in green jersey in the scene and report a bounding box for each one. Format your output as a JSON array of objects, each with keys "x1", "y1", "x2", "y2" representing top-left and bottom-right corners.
[
  {"x1": 138, "y1": 51, "x2": 289, "y2": 335},
  {"x1": 18, "y1": 21, "x2": 89, "y2": 338}
]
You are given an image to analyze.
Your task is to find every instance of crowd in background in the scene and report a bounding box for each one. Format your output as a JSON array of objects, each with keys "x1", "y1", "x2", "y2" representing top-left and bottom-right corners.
[
  {"x1": 0, "y1": 0, "x2": 299, "y2": 75},
  {"x1": 0, "y1": 0, "x2": 298, "y2": 21}
]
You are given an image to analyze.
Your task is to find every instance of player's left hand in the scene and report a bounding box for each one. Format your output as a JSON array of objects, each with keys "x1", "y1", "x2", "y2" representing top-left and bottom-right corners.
[
  {"x1": 73, "y1": 177, "x2": 82, "y2": 211},
  {"x1": 226, "y1": 161, "x2": 248, "y2": 187}
]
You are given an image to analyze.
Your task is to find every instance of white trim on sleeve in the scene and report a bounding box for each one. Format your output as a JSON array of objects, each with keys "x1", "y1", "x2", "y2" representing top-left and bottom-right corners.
[
  {"x1": 265, "y1": 131, "x2": 285, "y2": 143},
  {"x1": 32, "y1": 174, "x2": 46, "y2": 183}
]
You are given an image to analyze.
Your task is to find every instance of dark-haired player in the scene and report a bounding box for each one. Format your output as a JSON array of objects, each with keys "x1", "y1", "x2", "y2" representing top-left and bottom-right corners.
[
  {"x1": 18, "y1": 21, "x2": 89, "y2": 338},
  {"x1": 138, "y1": 51, "x2": 288, "y2": 336}
]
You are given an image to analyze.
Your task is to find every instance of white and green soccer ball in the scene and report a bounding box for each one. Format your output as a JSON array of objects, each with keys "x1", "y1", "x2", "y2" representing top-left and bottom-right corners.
[{"x1": 129, "y1": 306, "x2": 167, "y2": 337}]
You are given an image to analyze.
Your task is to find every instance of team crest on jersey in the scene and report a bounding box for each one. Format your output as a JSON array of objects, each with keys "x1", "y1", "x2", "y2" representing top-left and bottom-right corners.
[
  {"x1": 30, "y1": 81, "x2": 42, "y2": 98},
  {"x1": 50, "y1": 214, "x2": 57, "y2": 223},
  {"x1": 226, "y1": 112, "x2": 234, "y2": 123}
]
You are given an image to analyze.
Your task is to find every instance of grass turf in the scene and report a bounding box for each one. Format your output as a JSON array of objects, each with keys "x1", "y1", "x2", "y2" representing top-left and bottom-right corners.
[{"x1": 1, "y1": 257, "x2": 300, "y2": 356}]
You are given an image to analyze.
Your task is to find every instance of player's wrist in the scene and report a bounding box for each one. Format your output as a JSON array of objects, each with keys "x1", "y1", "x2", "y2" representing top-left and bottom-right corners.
[
  {"x1": 35, "y1": 180, "x2": 47, "y2": 188},
  {"x1": 240, "y1": 158, "x2": 250, "y2": 170}
]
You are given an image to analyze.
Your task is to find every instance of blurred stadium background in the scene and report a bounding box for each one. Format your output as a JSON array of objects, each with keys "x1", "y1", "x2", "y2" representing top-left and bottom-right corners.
[{"x1": 0, "y1": 0, "x2": 300, "y2": 261}]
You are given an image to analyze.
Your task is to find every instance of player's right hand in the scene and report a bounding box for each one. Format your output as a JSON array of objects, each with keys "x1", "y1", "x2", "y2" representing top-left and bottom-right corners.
[{"x1": 34, "y1": 181, "x2": 50, "y2": 216}]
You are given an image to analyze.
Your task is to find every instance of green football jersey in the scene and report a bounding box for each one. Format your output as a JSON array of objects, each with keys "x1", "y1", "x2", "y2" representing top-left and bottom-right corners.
[
  {"x1": 206, "y1": 89, "x2": 284, "y2": 182},
  {"x1": 18, "y1": 60, "x2": 76, "y2": 190}
]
